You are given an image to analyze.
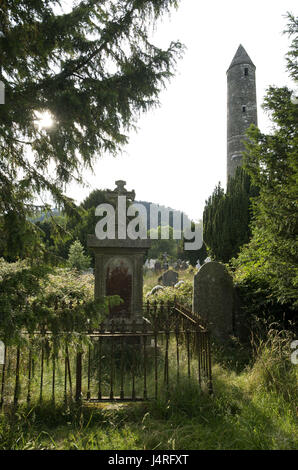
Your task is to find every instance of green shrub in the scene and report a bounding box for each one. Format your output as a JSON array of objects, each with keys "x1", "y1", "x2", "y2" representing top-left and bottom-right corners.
[
  {"x1": 0, "y1": 259, "x2": 109, "y2": 345},
  {"x1": 67, "y1": 240, "x2": 91, "y2": 272},
  {"x1": 144, "y1": 280, "x2": 193, "y2": 309}
]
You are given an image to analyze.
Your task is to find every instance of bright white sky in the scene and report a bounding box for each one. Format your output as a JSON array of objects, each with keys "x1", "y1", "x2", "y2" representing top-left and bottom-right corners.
[{"x1": 64, "y1": 0, "x2": 297, "y2": 221}]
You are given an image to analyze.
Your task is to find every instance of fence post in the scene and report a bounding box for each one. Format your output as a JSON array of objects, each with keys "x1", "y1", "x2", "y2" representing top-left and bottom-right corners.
[
  {"x1": 196, "y1": 328, "x2": 202, "y2": 388},
  {"x1": 75, "y1": 351, "x2": 82, "y2": 403},
  {"x1": 207, "y1": 333, "x2": 213, "y2": 394},
  {"x1": 13, "y1": 346, "x2": 21, "y2": 407}
]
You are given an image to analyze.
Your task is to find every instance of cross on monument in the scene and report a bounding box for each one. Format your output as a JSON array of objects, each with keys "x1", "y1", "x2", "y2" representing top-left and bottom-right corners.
[{"x1": 105, "y1": 180, "x2": 135, "y2": 210}]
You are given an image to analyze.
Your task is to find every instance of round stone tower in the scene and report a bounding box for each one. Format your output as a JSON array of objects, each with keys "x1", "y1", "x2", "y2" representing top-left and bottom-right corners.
[{"x1": 227, "y1": 44, "x2": 258, "y2": 180}]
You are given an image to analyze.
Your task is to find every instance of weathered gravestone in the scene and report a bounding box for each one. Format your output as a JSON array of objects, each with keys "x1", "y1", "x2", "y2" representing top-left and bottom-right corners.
[
  {"x1": 162, "y1": 269, "x2": 179, "y2": 287},
  {"x1": 193, "y1": 262, "x2": 234, "y2": 342}
]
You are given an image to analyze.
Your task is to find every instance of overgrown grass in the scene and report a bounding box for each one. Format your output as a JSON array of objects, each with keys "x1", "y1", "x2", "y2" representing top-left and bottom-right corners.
[{"x1": 0, "y1": 328, "x2": 297, "y2": 450}]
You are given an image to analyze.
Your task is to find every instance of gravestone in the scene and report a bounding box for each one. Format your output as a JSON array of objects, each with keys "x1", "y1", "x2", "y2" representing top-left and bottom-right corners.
[
  {"x1": 193, "y1": 261, "x2": 234, "y2": 341},
  {"x1": 162, "y1": 269, "x2": 179, "y2": 287}
]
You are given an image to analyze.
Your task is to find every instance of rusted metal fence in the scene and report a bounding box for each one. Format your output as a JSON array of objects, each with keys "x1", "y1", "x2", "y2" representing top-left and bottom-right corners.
[{"x1": 0, "y1": 301, "x2": 212, "y2": 407}]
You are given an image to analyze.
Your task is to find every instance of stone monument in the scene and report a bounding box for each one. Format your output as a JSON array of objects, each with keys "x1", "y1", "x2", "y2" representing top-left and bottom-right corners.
[
  {"x1": 161, "y1": 269, "x2": 179, "y2": 287},
  {"x1": 193, "y1": 261, "x2": 234, "y2": 341},
  {"x1": 87, "y1": 181, "x2": 151, "y2": 324}
]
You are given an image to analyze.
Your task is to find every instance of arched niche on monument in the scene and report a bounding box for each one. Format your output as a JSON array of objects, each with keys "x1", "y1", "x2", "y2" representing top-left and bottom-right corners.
[{"x1": 105, "y1": 257, "x2": 133, "y2": 317}]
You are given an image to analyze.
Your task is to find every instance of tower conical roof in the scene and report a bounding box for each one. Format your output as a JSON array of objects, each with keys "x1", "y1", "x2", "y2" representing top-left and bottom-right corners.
[{"x1": 227, "y1": 44, "x2": 255, "y2": 71}]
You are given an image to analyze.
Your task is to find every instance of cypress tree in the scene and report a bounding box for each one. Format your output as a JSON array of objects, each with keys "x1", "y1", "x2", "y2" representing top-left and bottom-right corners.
[{"x1": 203, "y1": 167, "x2": 258, "y2": 263}]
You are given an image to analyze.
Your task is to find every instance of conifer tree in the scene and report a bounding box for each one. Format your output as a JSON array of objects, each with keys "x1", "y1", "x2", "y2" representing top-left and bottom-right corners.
[
  {"x1": 67, "y1": 240, "x2": 91, "y2": 272},
  {"x1": 0, "y1": 0, "x2": 183, "y2": 259},
  {"x1": 203, "y1": 168, "x2": 258, "y2": 263}
]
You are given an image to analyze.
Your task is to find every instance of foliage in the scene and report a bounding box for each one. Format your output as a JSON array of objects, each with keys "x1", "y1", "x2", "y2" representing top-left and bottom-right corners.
[
  {"x1": 71, "y1": 190, "x2": 112, "y2": 264},
  {"x1": 203, "y1": 167, "x2": 258, "y2": 263},
  {"x1": 0, "y1": 0, "x2": 183, "y2": 258},
  {"x1": 80, "y1": 189, "x2": 110, "y2": 211},
  {"x1": 0, "y1": 258, "x2": 50, "y2": 342},
  {"x1": 0, "y1": 210, "x2": 46, "y2": 262},
  {"x1": 32, "y1": 191, "x2": 110, "y2": 265},
  {"x1": 67, "y1": 240, "x2": 91, "y2": 272},
  {"x1": 178, "y1": 243, "x2": 207, "y2": 267},
  {"x1": 284, "y1": 12, "x2": 298, "y2": 80},
  {"x1": 34, "y1": 268, "x2": 108, "y2": 338},
  {"x1": 178, "y1": 223, "x2": 207, "y2": 266},
  {"x1": 35, "y1": 213, "x2": 73, "y2": 262},
  {"x1": 144, "y1": 279, "x2": 193, "y2": 309},
  {"x1": 0, "y1": 258, "x2": 109, "y2": 344},
  {"x1": 232, "y1": 225, "x2": 297, "y2": 325}
]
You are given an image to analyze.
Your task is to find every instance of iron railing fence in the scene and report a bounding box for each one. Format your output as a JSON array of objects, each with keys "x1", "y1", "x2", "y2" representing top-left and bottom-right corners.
[{"x1": 0, "y1": 302, "x2": 212, "y2": 407}]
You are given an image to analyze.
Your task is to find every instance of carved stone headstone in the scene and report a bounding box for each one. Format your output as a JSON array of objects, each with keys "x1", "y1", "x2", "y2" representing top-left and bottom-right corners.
[
  {"x1": 193, "y1": 262, "x2": 234, "y2": 341},
  {"x1": 162, "y1": 270, "x2": 179, "y2": 287}
]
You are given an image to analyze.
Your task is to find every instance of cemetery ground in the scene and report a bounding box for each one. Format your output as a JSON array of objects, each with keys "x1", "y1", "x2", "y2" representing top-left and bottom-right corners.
[{"x1": 0, "y1": 269, "x2": 297, "y2": 451}]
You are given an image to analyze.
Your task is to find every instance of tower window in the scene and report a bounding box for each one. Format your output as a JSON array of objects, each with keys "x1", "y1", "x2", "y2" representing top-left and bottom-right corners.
[
  {"x1": 244, "y1": 68, "x2": 248, "y2": 76},
  {"x1": 242, "y1": 105, "x2": 246, "y2": 113}
]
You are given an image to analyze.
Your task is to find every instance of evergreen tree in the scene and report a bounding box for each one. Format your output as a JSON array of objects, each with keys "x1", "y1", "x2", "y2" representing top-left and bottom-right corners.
[
  {"x1": 0, "y1": 0, "x2": 183, "y2": 259},
  {"x1": 67, "y1": 240, "x2": 91, "y2": 272},
  {"x1": 80, "y1": 189, "x2": 109, "y2": 211},
  {"x1": 35, "y1": 213, "x2": 73, "y2": 262},
  {"x1": 178, "y1": 220, "x2": 207, "y2": 266},
  {"x1": 203, "y1": 168, "x2": 258, "y2": 263}
]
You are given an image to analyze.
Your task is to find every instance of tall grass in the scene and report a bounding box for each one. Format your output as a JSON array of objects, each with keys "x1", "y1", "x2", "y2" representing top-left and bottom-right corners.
[
  {"x1": 0, "y1": 328, "x2": 297, "y2": 450},
  {"x1": 248, "y1": 326, "x2": 297, "y2": 401}
]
